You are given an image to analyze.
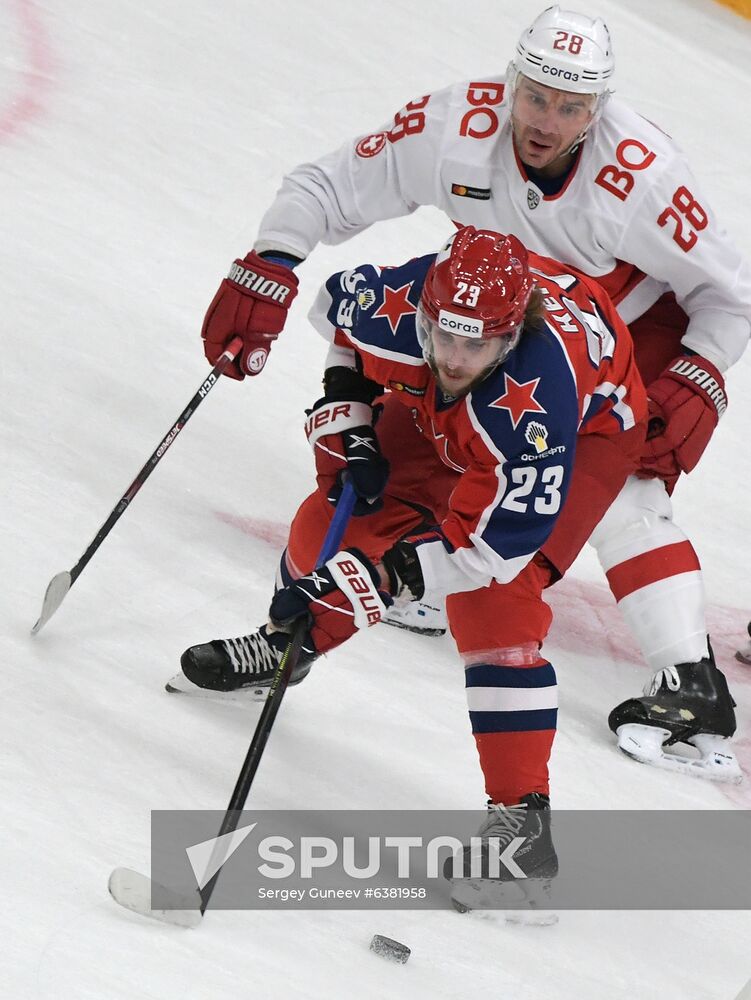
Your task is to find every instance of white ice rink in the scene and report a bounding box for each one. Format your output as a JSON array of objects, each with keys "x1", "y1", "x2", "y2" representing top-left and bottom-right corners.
[{"x1": 4, "y1": 0, "x2": 751, "y2": 997}]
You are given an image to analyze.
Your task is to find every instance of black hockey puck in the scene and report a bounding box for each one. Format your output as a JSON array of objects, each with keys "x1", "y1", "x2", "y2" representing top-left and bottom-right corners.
[{"x1": 369, "y1": 934, "x2": 410, "y2": 963}]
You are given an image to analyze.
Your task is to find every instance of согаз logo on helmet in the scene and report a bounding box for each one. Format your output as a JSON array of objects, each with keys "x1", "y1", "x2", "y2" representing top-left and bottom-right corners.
[
  {"x1": 437, "y1": 309, "x2": 484, "y2": 338},
  {"x1": 541, "y1": 65, "x2": 580, "y2": 82}
]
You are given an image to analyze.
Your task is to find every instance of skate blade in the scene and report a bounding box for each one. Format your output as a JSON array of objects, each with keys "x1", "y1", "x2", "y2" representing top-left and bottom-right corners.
[
  {"x1": 449, "y1": 877, "x2": 558, "y2": 926},
  {"x1": 616, "y1": 724, "x2": 743, "y2": 784},
  {"x1": 165, "y1": 673, "x2": 268, "y2": 702}
]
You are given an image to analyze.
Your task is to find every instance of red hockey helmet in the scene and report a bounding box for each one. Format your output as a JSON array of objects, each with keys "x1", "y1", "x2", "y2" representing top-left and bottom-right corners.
[{"x1": 419, "y1": 226, "x2": 536, "y2": 341}]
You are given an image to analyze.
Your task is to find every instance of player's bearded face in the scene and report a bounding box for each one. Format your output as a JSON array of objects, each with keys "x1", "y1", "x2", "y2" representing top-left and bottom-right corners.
[
  {"x1": 424, "y1": 328, "x2": 506, "y2": 396},
  {"x1": 511, "y1": 75, "x2": 596, "y2": 176}
]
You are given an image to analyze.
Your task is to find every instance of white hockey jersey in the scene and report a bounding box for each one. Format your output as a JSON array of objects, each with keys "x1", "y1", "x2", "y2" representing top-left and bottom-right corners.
[{"x1": 256, "y1": 77, "x2": 751, "y2": 372}]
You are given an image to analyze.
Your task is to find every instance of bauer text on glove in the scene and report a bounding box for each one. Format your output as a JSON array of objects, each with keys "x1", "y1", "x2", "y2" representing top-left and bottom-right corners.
[{"x1": 269, "y1": 549, "x2": 392, "y2": 655}]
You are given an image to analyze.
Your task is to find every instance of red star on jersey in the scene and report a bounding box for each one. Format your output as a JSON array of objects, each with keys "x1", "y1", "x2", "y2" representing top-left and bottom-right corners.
[
  {"x1": 373, "y1": 282, "x2": 417, "y2": 335},
  {"x1": 488, "y1": 373, "x2": 546, "y2": 430}
]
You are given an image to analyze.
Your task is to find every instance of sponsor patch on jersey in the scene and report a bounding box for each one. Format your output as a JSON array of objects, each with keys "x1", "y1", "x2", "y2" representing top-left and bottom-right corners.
[
  {"x1": 520, "y1": 420, "x2": 567, "y2": 460},
  {"x1": 520, "y1": 443, "x2": 567, "y2": 462},
  {"x1": 451, "y1": 182, "x2": 491, "y2": 201},
  {"x1": 355, "y1": 132, "x2": 387, "y2": 158},
  {"x1": 388, "y1": 379, "x2": 426, "y2": 397},
  {"x1": 438, "y1": 309, "x2": 484, "y2": 337},
  {"x1": 527, "y1": 188, "x2": 541, "y2": 210},
  {"x1": 525, "y1": 420, "x2": 549, "y2": 454}
]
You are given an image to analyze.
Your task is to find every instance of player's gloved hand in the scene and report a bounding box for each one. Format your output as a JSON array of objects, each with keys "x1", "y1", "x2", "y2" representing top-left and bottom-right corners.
[
  {"x1": 305, "y1": 367, "x2": 390, "y2": 516},
  {"x1": 637, "y1": 354, "x2": 727, "y2": 492},
  {"x1": 381, "y1": 534, "x2": 430, "y2": 602},
  {"x1": 269, "y1": 549, "x2": 392, "y2": 655},
  {"x1": 201, "y1": 250, "x2": 299, "y2": 380}
]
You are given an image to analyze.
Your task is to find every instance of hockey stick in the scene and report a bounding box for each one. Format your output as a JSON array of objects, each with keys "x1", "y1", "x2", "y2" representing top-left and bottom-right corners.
[
  {"x1": 108, "y1": 482, "x2": 357, "y2": 927},
  {"x1": 31, "y1": 337, "x2": 243, "y2": 636}
]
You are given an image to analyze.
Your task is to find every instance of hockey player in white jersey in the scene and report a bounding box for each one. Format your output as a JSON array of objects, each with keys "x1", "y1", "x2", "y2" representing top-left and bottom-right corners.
[{"x1": 197, "y1": 7, "x2": 749, "y2": 781}]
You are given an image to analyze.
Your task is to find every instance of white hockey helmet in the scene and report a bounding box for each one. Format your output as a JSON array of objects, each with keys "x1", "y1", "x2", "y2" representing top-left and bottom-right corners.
[
  {"x1": 511, "y1": 5, "x2": 614, "y2": 96},
  {"x1": 506, "y1": 6, "x2": 614, "y2": 149}
]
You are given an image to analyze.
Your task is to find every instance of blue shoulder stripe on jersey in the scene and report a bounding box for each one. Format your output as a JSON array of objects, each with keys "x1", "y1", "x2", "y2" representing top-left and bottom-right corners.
[{"x1": 324, "y1": 255, "x2": 435, "y2": 361}]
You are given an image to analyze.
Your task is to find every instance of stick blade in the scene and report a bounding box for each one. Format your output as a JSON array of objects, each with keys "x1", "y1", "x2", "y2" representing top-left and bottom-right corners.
[
  {"x1": 31, "y1": 571, "x2": 73, "y2": 635},
  {"x1": 108, "y1": 867, "x2": 203, "y2": 928}
]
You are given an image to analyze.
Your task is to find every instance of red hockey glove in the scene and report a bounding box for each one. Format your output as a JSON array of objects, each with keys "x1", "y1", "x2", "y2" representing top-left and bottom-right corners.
[
  {"x1": 269, "y1": 549, "x2": 391, "y2": 656},
  {"x1": 638, "y1": 354, "x2": 727, "y2": 491},
  {"x1": 201, "y1": 251, "x2": 299, "y2": 380},
  {"x1": 305, "y1": 367, "x2": 390, "y2": 516}
]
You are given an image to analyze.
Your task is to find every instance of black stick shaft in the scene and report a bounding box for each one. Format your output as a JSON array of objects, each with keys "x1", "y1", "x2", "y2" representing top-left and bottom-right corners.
[
  {"x1": 198, "y1": 483, "x2": 357, "y2": 913},
  {"x1": 69, "y1": 338, "x2": 243, "y2": 586}
]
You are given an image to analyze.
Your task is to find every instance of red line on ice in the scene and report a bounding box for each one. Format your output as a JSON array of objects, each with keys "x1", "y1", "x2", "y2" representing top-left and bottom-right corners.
[
  {"x1": 0, "y1": 0, "x2": 54, "y2": 141},
  {"x1": 214, "y1": 510, "x2": 290, "y2": 550}
]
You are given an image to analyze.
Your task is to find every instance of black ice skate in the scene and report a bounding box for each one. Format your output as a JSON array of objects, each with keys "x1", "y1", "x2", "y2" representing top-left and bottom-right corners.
[
  {"x1": 608, "y1": 653, "x2": 741, "y2": 783},
  {"x1": 165, "y1": 625, "x2": 316, "y2": 701},
  {"x1": 445, "y1": 793, "x2": 558, "y2": 925}
]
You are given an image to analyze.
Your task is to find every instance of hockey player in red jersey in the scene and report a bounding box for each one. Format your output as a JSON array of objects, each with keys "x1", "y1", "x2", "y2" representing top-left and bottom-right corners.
[
  {"x1": 196, "y1": 7, "x2": 749, "y2": 780},
  {"x1": 176, "y1": 226, "x2": 650, "y2": 902}
]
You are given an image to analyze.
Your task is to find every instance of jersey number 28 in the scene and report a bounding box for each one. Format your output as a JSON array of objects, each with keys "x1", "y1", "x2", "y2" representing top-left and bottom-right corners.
[{"x1": 657, "y1": 186, "x2": 708, "y2": 252}]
